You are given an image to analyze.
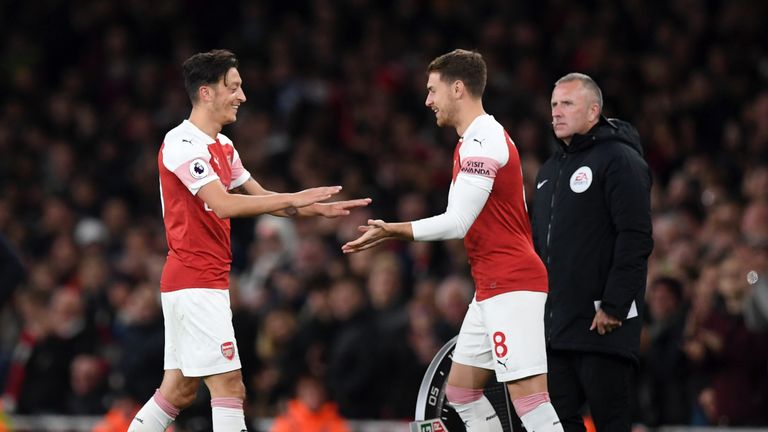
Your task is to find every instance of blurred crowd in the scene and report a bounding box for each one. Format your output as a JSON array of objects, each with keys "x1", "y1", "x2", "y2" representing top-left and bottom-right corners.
[{"x1": 0, "y1": 0, "x2": 767, "y2": 430}]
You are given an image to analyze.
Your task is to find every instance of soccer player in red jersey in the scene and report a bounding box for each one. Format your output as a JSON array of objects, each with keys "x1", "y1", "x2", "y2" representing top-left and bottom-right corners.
[
  {"x1": 343, "y1": 50, "x2": 562, "y2": 432},
  {"x1": 129, "y1": 49, "x2": 370, "y2": 432}
]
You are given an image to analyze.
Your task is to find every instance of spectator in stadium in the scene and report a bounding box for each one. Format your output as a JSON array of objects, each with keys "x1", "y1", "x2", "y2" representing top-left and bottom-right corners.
[
  {"x1": 326, "y1": 277, "x2": 378, "y2": 419},
  {"x1": 66, "y1": 354, "x2": 110, "y2": 415},
  {"x1": 531, "y1": 73, "x2": 654, "y2": 432},
  {"x1": 686, "y1": 255, "x2": 768, "y2": 425},
  {"x1": 128, "y1": 49, "x2": 370, "y2": 432},
  {"x1": 93, "y1": 395, "x2": 142, "y2": 432},
  {"x1": 433, "y1": 275, "x2": 474, "y2": 342},
  {"x1": 343, "y1": 49, "x2": 562, "y2": 432},
  {"x1": 0, "y1": 234, "x2": 24, "y2": 308},
  {"x1": 10, "y1": 288, "x2": 98, "y2": 414},
  {"x1": 636, "y1": 276, "x2": 690, "y2": 426},
  {"x1": 115, "y1": 283, "x2": 165, "y2": 404},
  {"x1": 270, "y1": 374, "x2": 349, "y2": 432}
]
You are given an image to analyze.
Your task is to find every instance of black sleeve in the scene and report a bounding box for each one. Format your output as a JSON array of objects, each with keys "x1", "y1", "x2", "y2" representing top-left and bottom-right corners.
[
  {"x1": 600, "y1": 149, "x2": 654, "y2": 319},
  {"x1": 0, "y1": 234, "x2": 25, "y2": 306}
]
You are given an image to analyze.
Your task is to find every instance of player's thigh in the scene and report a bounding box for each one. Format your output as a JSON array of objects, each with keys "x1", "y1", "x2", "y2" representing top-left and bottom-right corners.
[
  {"x1": 481, "y1": 291, "x2": 548, "y2": 383},
  {"x1": 452, "y1": 298, "x2": 495, "y2": 373},
  {"x1": 162, "y1": 289, "x2": 242, "y2": 377}
]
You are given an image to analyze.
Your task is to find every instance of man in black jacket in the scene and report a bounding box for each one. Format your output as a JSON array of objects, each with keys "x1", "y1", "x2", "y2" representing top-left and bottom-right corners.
[{"x1": 531, "y1": 73, "x2": 653, "y2": 432}]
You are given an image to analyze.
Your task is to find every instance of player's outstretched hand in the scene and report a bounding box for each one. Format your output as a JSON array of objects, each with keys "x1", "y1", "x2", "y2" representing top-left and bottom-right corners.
[
  {"x1": 314, "y1": 198, "x2": 372, "y2": 218},
  {"x1": 342, "y1": 219, "x2": 393, "y2": 253},
  {"x1": 290, "y1": 186, "x2": 342, "y2": 208}
]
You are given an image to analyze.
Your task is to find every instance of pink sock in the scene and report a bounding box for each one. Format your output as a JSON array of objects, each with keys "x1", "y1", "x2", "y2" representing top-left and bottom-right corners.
[
  {"x1": 153, "y1": 389, "x2": 180, "y2": 419},
  {"x1": 445, "y1": 385, "x2": 484, "y2": 404},
  {"x1": 512, "y1": 391, "x2": 550, "y2": 416},
  {"x1": 211, "y1": 397, "x2": 243, "y2": 410}
]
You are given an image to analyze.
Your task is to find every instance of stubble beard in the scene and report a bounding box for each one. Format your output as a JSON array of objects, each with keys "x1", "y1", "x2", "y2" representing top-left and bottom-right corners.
[{"x1": 437, "y1": 105, "x2": 455, "y2": 129}]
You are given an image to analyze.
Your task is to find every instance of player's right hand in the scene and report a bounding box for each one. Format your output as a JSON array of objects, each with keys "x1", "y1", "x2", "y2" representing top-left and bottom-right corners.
[
  {"x1": 290, "y1": 186, "x2": 342, "y2": 208},
  {"x1": 341, "y1": 219, "x2": 393, "y2": 253}
]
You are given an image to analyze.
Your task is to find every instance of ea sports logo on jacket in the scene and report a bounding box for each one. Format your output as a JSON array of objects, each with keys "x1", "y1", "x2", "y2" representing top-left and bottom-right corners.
[{"x1": 570, "y1": 166, "x2": 592, "y2": 193}]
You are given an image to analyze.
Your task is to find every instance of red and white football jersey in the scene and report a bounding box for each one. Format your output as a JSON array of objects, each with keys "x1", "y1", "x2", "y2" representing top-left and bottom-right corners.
[
  {"x1": 158, "y1": 120, "x2": 250, "y2": 292},
  {"x1": 453, "y1": 115, "x2": 548, "y2": 301}
]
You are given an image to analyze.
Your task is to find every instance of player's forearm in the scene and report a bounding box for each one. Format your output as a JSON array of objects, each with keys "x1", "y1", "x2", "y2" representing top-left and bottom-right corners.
[
  {"x1": 388, "y1": 222, "x2": 414, "y2": 240},
  {"x1": 293, "y1": 203, "x2": 323, "y2": 217},
  {"x1": 233, "y1": 181, "x2": 299, "y2": 217},
  {"x1": 212, "y1": 193, "x2": 296, "y2": 218}
]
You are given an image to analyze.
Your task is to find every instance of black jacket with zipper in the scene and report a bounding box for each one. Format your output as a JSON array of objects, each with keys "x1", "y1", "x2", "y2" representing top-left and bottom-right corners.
[{"x1": 531, "y1": 116, "x2": 653, "y2": 362}]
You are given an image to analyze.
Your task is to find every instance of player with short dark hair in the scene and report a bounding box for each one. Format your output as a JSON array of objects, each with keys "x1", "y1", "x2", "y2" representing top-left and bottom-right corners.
[{"x1": 128, "y1": 49, "x2": 370, "y2": 432}]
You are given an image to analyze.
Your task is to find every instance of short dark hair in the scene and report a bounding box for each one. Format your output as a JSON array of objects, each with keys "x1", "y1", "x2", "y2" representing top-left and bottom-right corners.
[
  {"x1": 555, "y1": 72, "x2": 603, "y2": 112},
  {"x1": 182, "y1": 49, "x2": 239, "y2": 104},
  {"x1": 427, "y1": 49, "x2": 487, "y2": 98}
]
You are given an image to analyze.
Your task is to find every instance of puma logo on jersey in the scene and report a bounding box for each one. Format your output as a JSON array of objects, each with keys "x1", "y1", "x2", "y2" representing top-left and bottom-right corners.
[
  {"x1": 473, "y1": 138, "x2": 485, "y2": 146},
  {"x1": 182, "y1": 139, "x2": 193, "y2": 145}
]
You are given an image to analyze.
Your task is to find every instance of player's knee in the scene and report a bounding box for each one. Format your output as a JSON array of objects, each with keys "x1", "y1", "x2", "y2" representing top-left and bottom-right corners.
[
  {"x1": 159, "y1": 378, "x2": 199, "y2": 409},
  {"x1": 206, "y1": 370, "x2": 246, "y2": 399},
  {"x1": 445, "y1": 384, "x2": 484, "y2": 405}
]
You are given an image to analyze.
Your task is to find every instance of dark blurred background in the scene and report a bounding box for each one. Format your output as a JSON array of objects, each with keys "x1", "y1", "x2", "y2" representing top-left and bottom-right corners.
[{"x1": 1, "y1": 0, "x2": 767, "y2": 430}]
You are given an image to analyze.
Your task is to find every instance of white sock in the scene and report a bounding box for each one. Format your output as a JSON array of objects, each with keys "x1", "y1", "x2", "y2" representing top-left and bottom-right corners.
[
  {"x1": 211, "y1": 397, "x2": 247, "y2": 432},
  {"x1": 128, "y1": 390, "x2": 178, "y2": 432},
  {"x1": 450, "y1": 395, "x2": 504, "y2": 432},
  {"x1": 519, "y1": 402, "x2": 563, "y2": 432}
]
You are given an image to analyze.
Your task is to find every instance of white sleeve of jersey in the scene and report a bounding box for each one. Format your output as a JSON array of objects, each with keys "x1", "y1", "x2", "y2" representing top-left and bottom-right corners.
[
  {"x1": 411, "y1": 175, "x2": 493, "y2": 240},
  {"x1": 162, "y1": 139, "x2": 220, "y2": 196},
  {"x1": 411, "y1": 120, "x2": 509, "y2": 241}
]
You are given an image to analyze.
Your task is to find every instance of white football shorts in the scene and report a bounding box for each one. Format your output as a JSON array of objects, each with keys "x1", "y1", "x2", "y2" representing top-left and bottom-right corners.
[
  {"x1": 452, "y1": 290, "x2": 548, "y2": 382},
  {"x1": 161, "y1": 288, "x2": 241, "y2": 377}
]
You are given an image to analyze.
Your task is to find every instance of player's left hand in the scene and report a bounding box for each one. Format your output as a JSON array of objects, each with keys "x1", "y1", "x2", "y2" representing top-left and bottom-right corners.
[
  {"x1": 313, "y1": 198, "x2": 372, "y2": 218},
  {"x1": 590, "y1": 308, "x2": 622, "y2": 335},
  {"x1": 341, "y1": 219, "x2": 393, "y2": 253}
]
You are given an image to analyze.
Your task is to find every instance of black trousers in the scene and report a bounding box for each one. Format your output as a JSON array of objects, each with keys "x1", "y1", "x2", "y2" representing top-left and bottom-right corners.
[{"x1": 547, "y1": 349, "x2": 634, "y2": 432}]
